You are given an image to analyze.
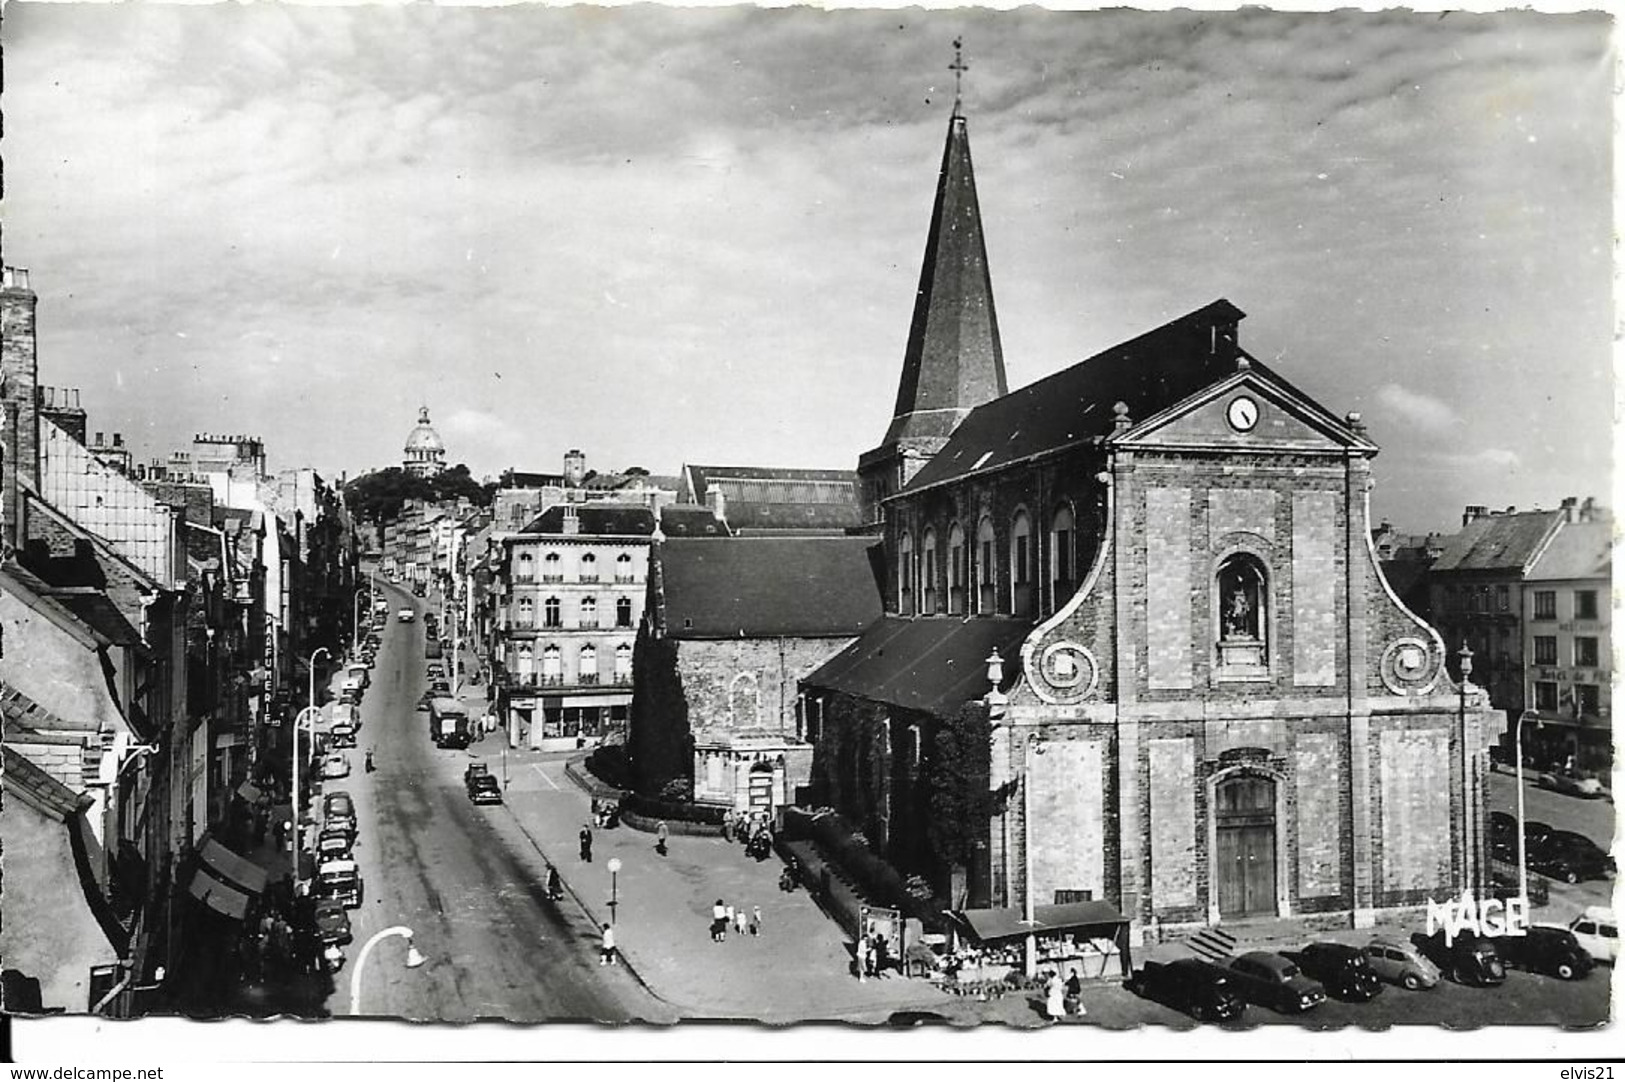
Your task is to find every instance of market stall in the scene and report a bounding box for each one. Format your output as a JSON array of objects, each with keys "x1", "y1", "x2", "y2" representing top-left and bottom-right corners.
[{"x1": 944, "y1": 901, "x2": 1132, "y2": 985}]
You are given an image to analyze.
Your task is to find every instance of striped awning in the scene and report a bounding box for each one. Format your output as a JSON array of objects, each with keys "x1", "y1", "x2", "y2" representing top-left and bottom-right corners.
[
  {"x1": 198, "y1": 837, "x2": 269, "y2": 895},
  {"x1": 188, "y1": 870, "x2": 250, "y2": 920}
]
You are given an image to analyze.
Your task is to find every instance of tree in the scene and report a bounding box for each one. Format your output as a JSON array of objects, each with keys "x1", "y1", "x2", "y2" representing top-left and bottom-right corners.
[{"x1": 344, "y1": 464, "x2": 494, "y2": 525}]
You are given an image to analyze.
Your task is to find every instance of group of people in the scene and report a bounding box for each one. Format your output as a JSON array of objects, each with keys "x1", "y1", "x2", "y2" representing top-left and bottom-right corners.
[
  {"x1": 236, "y1": 888, "x2": 328, "y2": 981},
  {"x1": 1043, "y1": 967, "x2": 1087, "y2": 1020},
  {"x1": 854, "y1": 929, "x2": 896, "y2": 981},
  {"x1": 709, "y1": 900, "x2": 764, "y2": 942}
]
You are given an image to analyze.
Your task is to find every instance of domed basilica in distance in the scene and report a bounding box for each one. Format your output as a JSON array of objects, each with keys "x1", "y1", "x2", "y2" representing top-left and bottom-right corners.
[{"x1": 402, "y1": 405, "x2": 447, "y2": 477}]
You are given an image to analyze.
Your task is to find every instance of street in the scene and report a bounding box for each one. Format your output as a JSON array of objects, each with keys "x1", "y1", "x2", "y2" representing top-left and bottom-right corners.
[
  {"x1": 1486, "y1": 767, "x2": 1615, "y2": 920},
  {"x1": 321, "y1": 584, "x2": 668, "y2": 1022}
]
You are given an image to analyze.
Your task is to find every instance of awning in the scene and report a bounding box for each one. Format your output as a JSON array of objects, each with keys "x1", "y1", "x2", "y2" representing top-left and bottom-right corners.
[
  {"x1": 956, "y1": 901, "x2": 1128, "y2": 943},
  {"x1": 198, "y1": 837, "x2": 269, "y2": 896},
  {"x1": 188, "y1": 870, "x2": 251, "y2": 920},
  {"x1": 235, "y1": 781, "x2": 264, "y2": 804}
]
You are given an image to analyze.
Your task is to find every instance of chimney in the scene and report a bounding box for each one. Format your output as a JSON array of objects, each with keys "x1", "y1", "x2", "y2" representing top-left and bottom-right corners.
[
  {"x1": 113, "y1": 432, "x2": 123, "y2": 448},
  {"x1": 2, "y1": 400, "x2": 21, "y2": 550},
  {"x1": 1580, "y1": 496, "x2": 1597, "y2": 522},
  {"x1": 1462, "y1": 505, "x2": 1489, "y2": 526},
  {"x1": 1, "y1": 268, "x2": 41, "y2": 495},
  {"x1": 707, "y1": 485, "x2": 726, "y2": 524},
  {"x1": 563, "y1": 449, "x2": 586, "y2": 488},
  {"x1": 1560, "y1": 496, "x2": 1579, "y2": 523},
  {"x1": 562, "y1": 504, "x2": 580, "y2": 536}
]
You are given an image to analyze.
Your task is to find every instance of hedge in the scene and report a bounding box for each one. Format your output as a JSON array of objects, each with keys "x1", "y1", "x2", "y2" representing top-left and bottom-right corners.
[
  {"x1": 781, "y1": 807, "x2": 911, "y2": 914},
  {"x1": 621, "y1": 791, "x2": 728, "y2": 826}
]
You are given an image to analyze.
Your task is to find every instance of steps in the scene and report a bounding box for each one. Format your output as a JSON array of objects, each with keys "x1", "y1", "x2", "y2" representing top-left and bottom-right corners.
[{"x1": 1185, "y1": 927, "x2": 1238, "y2": 963}]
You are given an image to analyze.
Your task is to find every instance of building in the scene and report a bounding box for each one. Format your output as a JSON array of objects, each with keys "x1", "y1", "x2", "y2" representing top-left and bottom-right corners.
[
  {"x1": 402, "y1": 405, "x2": 447, "y2": 478},
  {"x1": 492, "y1": 502, "x2": 655, "y2": 750},
  {"x1": 799, "y1": 107, "x2": 1491, "y2": 936},
  {"x1": 630, "y1": 536, "x2": 882, "y2": 809},
  {"x1": 676, "y1": 464, "x2": 861, "y2": 536},
  {"x1": 1521, "y1": 509, "x2": 1612, "y2": 772}
]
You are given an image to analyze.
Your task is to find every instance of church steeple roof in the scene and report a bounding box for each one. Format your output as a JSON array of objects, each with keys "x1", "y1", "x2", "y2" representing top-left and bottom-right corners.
[{"x1": 883, "y1": 108, "x2": 1008, "y2": 445}]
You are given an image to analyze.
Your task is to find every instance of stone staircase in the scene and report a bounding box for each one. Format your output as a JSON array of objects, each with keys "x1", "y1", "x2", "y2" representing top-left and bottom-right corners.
[{"x1": 1185, "y1": 926, "x2": 1239, "y2": 963}]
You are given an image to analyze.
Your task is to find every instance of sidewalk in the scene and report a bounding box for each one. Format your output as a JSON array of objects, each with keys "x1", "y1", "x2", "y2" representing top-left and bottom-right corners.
[{"x1": 472, "y1": 743, "x2": 957, "y2": 1022}]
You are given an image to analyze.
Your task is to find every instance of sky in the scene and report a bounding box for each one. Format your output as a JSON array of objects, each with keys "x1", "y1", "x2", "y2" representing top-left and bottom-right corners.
[{"x1": 0, "y1": 3, "x2": 1612, "y2": 533}]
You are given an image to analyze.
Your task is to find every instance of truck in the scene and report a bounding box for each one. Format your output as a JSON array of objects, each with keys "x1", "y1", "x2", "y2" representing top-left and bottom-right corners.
[{"x1": 428, "y1": 697, "x2": 472, "y2": 749}]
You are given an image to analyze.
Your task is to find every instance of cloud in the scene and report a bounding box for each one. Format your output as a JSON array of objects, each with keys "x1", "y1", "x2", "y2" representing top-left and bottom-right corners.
[{"x1": 1374, "y1": 383, "x2": 1461, "y2": 433}]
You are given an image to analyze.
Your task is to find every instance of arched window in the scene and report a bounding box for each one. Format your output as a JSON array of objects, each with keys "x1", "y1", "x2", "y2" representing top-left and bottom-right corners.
[
  {"x1": 1215, "y1": 552, "x2": 1269, "y2": 671},
  {"x1": 616, "y1": 597, "x2": 633, "y2": 628},
  {"x1": 1011, "y1": 510, "x2": 1034, "y2": 617},
  {"x1": 579, "y1": 552, "x2": 598, "y2": 582},
  {"x1": 543, "y1": 552, "x2": 562, "y2": 582},
  {"x1": 616, "y1": 553, "x2": 634, "y2": 583},
  {"x1": 516, "y1": 597, "x2": 535, "y2": 628},
  {"x1": 921, "y1": 527, "x2": 939, "y2": 614},
  {"x1": 579, "y1": 596, "x2": 598, "y2": 628},
  {"x1": 615, "y1": 643, "x2": 632, "y2": 683},
  {"x1": 976, "y1": 516, "x2": 997, "y2": 613},
  {"x1": 516, "y1": 643, "x2": 534, "y2": 681},
  {"x1": 1051, "y1": 506, "x2": 1076, "y2": 609},
  {"x1": 898, "y1": 531, "x2": 915, "y2": 615},
  {"x1": 544, "y1": 597, "x2": 562, "y2": 628},
  {"x1": 579, "y1": 643, "x2": 599, "y2": 684},
  {"x1": 516, "y1": 552, "x2": 535, "y2": 582},
  {"x1": 542, "y1": 644, "x2": 561, "y2": 684},
  {"x1": 947, "y1": 523, "x2": 966, "y2": 614}
]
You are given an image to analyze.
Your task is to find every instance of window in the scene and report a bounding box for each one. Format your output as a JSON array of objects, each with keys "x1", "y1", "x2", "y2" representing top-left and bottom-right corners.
[
  {"x1": 516, "y1": 643, "x2": 534, "y2": 676},
  {"x1": 1534, "y1": 681, "x2": 1559, "y2": 710},
  {"x1": 616, "y1": 553, "x2": 635, "y2": 584},
  {"x1": 616, "y1": 597, "x2": 633, "y2": 628},
  {"x1": 1533, "y1": 636, "x2": 1558, "y2": 666},
  {"x1": 1051, "y1": 506, "x2": 1076, "y2": 606},
  {"x1": 1575, "y1": 636, "x2": 1599, "y2": 668},
  {"x1": 1495, "y1": 585, "x2": 1509, "y2": 612},
  {"x1": 579, "y1": 644, "x2": 598, "y2": 685},
  {"x1": 543, "y1": 552, "x2": 563, "y2": 583},
  {"x1": 947, "y1": 523, "x2": 966, "y2": 615},
  {"x1": 515, "y1": 597, "x2": 535, "y2": 629},
  {"x1": 1468, "y1": 589, "x2": 1483, "y2": 614},
  {"x1": 542, "y1": 644, "x2": 561, "y2": 685},
  {"x1": 1215, "y1": 552, "x2": 1268, "y2": 670},
  {"x1": 544, "y1": 597, "x2": 562, "y2": 628},
  {"x1": 1011, "y1": 510, "x2": 1033, "y2": 617},
  {"x1": 1533, "y1": 591, "x2": 1557, "y2": 620},
  {"x1": 1575, "y1": 590, "x2": 1599, "y2": 621},
  {"x1": 579, "y1": 596, "x2": 598, "y2": 628},
  {"x1": 921, "y1": 528, "x2": 938, "y2": 614},
  {"x1": 977, "y1": 516, "x2": 997, "y2": 613},
  {"x1": 1575, "y1": 683, "x2": 1600, "y2": 716},
  {"x1": 614, "y1": 643, "x2": 632, "y2": 684},
  {"x1": 516, "y1": 552, "x2": 535, "y2": 582},
  {"x1": 579, "y1": 553, "x2": 598, "y2": 582},
  {"x1": 898, "y1": 531, "x2": 914, "y2": 614}
]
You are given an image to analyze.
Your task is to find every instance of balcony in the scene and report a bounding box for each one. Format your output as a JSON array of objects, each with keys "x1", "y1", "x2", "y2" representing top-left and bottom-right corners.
[
  {"x1": 578, "y1": 574, "x2": 599, "y2": 584},
  {"x1": 580, "y1": 673, "x2": 600, "y2": 686},
  {"x1": 541, "y1": 574, "x2": 565, "y2": 584}
]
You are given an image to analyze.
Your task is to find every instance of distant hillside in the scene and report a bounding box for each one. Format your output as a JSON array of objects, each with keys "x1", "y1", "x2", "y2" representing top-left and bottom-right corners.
[{"x1": 344, "y1": 465, "x2": 494, "y2": 524}]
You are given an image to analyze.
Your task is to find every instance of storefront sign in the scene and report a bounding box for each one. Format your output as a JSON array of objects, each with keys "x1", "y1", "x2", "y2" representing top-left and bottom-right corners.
[{"x1": 1425, "y1": 889, "x2": 1528, "y2": 947}]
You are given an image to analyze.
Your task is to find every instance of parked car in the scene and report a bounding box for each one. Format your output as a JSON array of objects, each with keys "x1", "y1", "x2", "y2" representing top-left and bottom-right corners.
[
  {"x1": 1223, "y1": 951, "x2": 1326, "y2": 1013},
  {"x1": 397, "y1": 608, "x2": 415, "y2": 622},
  {"x1": 1296, "y1": 942, "x2": 1383, "y2": 1001},
  {"x1": 1537, "y1": 770, "x2": 1606, "y2": 799},
  {"x1": 1498, "y1": 925, "x2": 1594, "y2": 980},
  {"x1": 429, "y1": 679, "x2": 451, "y2": 695},
  {"x1": 468, "y1": 774, "x2": 503, "y2": 806},
  {"x1": 1567, "y1": 907, "x2": 1618, "y2": 965},
  {"x1": 426, "y1": 663, "x2": 444, "y2": 679},
  {"x1": 315, "y1": 830, "x2": 353, "y2": 865},
  {"x1": 314, "y1": 897, "x2": 352, "y2": 945},
  {"x1": 416, "y1": 690, "x2": 436, "y2": 712},
  {"x1": 316, "y1": 859, "x2": 363, "y2": 908},
  {"x1": 1523, "y1": 820, "x2": 1555, "y2": 851},
  {"x1": 1127, "y1": 959, "x2": 1246, "y2": 1022},
  {"x1": 1530, "y1": 831, "x2": 1614, "y2": 884},
  {"x1": 322, "y1": 792, "x2": 356, "y2": 836},
  {"x1": 1411, "y1": 930, "x2": 1506, "y2": 986},
  {"x1": 1365, "y1": 936, "x2": 1441, "y2": 990},
  {"x1": 320, "y1": 753, "x2": 350, "y2": 780}
]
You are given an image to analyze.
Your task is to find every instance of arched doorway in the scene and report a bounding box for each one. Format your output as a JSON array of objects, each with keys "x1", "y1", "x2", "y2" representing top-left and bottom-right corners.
[{"x1": 1215, "y1": 773, "x2": 1277, "y2": 918}]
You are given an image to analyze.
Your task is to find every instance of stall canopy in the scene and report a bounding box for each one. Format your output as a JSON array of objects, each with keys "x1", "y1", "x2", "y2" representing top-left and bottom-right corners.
[
  {"x1": 957, "y1": 900, "x2": 1127, "y2": 943},
  {"x1": 186, "y1": 837, "x2": 270, "y2": 919}
]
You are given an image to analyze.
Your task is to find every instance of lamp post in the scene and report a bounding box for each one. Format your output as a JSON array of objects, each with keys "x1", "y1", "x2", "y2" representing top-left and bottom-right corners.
[
  {"x1": 349, "y1": 925, "x2": 425, "y2": 1017},
  {"x1": 1515, "y1": 706, "x2": 1541, "y2": 911},
  {"x1": 607, "y1": 857, "x2": 622, "y2": 925},
  {"x1": 289, "y1": 704, "x2": 318, "y2": 889},
  {"x1": 1021, "y1": 733, "x2": 1044, "y2": 979},
  {"x1": 352, "y1": 588, "x2": 369, "y2": 652}
]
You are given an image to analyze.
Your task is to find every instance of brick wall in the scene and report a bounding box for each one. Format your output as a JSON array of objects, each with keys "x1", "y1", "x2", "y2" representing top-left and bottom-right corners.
[
  {"x1": 1147, "y1": 737, "x2": 1197, "y2": 907},
  {"x1": 1146, "y1": 487, "x2": 1193, "y2": 688},
  {"x1": 1376, "y1": 726, "x2": 1451, "y2": 894},
  {"x1": 1, "y1": 281, "x2": 39, "y2": 493},
  {"x1": 1292, "y1": 492, "x2": 1338, "y2": 686},
  {"x1": 1294, "y1": 731, "x2": 1342, "y2": 898},
  {"x1": 678, "y1": 635, "x2": 849, "y2": 737}
]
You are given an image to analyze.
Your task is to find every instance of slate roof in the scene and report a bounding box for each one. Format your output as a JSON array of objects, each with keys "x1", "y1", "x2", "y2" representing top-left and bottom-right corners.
[
  {"x1": 522, "y1": 503, "x2": 656, "y2": 537},
  {"x1": 679, "y1": 465, "x2": 862, "y2": 534},
  {"x1": 801, "y1": 615, "x2": 1032, "y2": 716},
  {"x1": 500, "y1": 470, "x2": 566, "y2": 489},
  {"x1": 659, "y1": 505, "x2": 731, "y2": 538},
  {"x1": 51, "y1": 591, "x2": 144, "y2": 648},
  {"x1": 1527, "y1": 519, "x2": 1612, "y2": 581},
  {"x1": 2, "y1": 744, "x2": 87, "y2": 819},
  {"x1": 1430, "y1": 511, "x2": 1563, "y2": 574},
  {"x1": 656, "y1": 538, "x2": 881, "y2": 639},
  {"x1": 902, "y1": 300, "x2": 1249, "y2": 494}
]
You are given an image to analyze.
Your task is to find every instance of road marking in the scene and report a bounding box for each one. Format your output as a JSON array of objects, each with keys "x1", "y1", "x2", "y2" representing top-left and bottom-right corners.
[{"x1": 531, "y1": 763, "x2": 560, "y2": 791}]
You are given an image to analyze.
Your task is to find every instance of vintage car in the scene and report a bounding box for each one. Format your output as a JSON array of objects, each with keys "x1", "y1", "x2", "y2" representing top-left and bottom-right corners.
[
  {"x1": 1296, "y1": 942, "x2": 1383, "y2": 1001},
  {"x1": 426, "y1": 663, "x2": 444, "y2": 679},
  {"x1": 314, "y1": 897, "x2": 353, "y2": 945},
  {"x1": 1365, "y1": 936, "x2": 1441, "y2": 990},
  {"x1": 316, "y1": 859, "x2": 363, "y2": 909},
  {"x1": 1529, "y1": 832, "x2": 1614, "y2": 884},
  {"x1": 1499, "y1": 925, "x2": 1595, "y2": 980},
  {"x1": 315, "y1": 829, "x2": 353, "y2": 865},
  {"x1": 1127, "y1": 958, "x2": 1246, "y2": 1022},
  {"x1": 320, "y1": 753, "x2": 350, "y2": 780},
  {"x1": 322, "y1": 791, "x2": 357, "y2": 837},
  {"x1": 1567, "y1": 907, "x2": 1619, "y2": 965},
  {"x1": 1536, "y1": 771, "x2": 1607, "y2": 799},
  {"x1": 1411, "y1": 930, "x2": 1506, "y2": 986},
  {"x1": 397, "y1": 608, "x2": 415, "y2": 622},
  {"x1": 468, "y1": 774, "x2": 503, "y2": 806},
  {"x1": 1222, "y1": 951, "x2": 1326, "y2": 1013}
]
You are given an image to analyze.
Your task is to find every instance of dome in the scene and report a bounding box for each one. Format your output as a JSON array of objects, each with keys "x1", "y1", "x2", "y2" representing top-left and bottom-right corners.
[{"x1": 404, "y1": 406, "x2": 445, "y2": 454}]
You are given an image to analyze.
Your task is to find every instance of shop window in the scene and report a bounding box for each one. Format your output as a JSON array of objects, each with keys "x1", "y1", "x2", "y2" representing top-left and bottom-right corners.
[
  {"x1": 544, "y1": 597, "x2": 562, "y2": 628},
  {"x1": 542, "y1": 645, "x2": 561, "y2": 685},
  {"x1": 1011, "y1": 510, "x2": 1033, "y2": 617},
  {"x1": 579, "y1": 644, "x2": 598, "y2": 685},
  {"x1": 579, "y1": 552, "x2": 598, "y2": 583},
  {"x1": 1575, "y1": 590, "x2": 1599, "y2": 621},
  {"x1": 516, "y1": 552, "x2": 535, "y2": 583},
  {"x1": 1215, "y1": 552, "x2": 1268, "y2": 672},
  {"x1": 1533, "y1": 636, "x2": 1558, "y2": 666},
  {"x1": 616, "y1": 597, "x2": 633, "y2": 628},
  {"x1": 1534, "y1": 681, "x2": 1558, "y2": 711},
  {"x1": 615, "y1": 553, "x2": 635, "y2": 583},
  {"x1": 1574, "y1": 636, "x2": 1599, "y2": 668},
  {"x1": 921, "y1": 528, "x2": 938, "y2": 614},
  {"x1": 947, "y1": 523, "x2": 966, "y2": 615},
  {"x1": 1051, "y1": 506, "x2": 1076, "y2": 609},
  {"x1": 977, "y1": 516, "x2": 997, "y2": 613},
  {"x1": 1533, "y1": 591, "x2": 1557, "y2": 620},
  {"x1": 1575, "y1": 683, "x2": 1600, "y2": 716},
  {"x1": 579, "y1": 596, "x2": 598, "y2": 629},
  {"x1": 898, "y1": 531, "x2": 914, "y2": 614}
]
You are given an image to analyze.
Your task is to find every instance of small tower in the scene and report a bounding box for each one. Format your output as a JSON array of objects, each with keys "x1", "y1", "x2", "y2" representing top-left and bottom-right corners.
[{"x1": 403, "y1": 406, "x2": 447, "y2": 478}]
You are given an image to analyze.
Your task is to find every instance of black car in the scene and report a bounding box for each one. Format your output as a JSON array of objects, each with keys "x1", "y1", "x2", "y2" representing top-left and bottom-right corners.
[
  {"x1": 1497, "y1": 925, "x2": 1594, "y2": 980},
  {"x1": 1529, "y1": 832, "x2": 1614, "y2": 884},
  {"x1": 1411, "y1": 930, "x2": 1506, "y2": 986},
  {"x1": 313, "y1": 898, "x2": 352, "y2": 945},
  {"x1": 468, "y1": 775, "x2": 503, "y2": 805},
  {"x1": 1296, "y1": 942, "x2": 1384, "y2": 1002},
  {"x1": 1223, "y1": 952, "x2": 1326, "y2": 1013},
  {"x1": 1127, "y1": 959, "x2": 1246, "y2": 1022}
]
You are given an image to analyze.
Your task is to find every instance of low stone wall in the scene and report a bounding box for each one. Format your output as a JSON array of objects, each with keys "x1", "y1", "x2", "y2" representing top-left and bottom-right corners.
[{"x1": 619, "y1": 808, "x2": 723, "y2": 837}]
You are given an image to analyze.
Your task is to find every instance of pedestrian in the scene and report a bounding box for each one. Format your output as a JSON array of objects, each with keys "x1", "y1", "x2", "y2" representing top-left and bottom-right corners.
[
  {"x1": 855, "y1": 934, "x2": 870, "y2": 982},
  {"x1": 752, "y1": 905, "x2": 763, "y2": 936},
  {"x1": 711, "y1": 899, "x2": 728, "y2": 942},
  {"x1": 1045, "y1": 971, "x2": 1066, "y2": 1022},
  {"x1": 600, "y1": 922, "x2": 616, "y2": 966},
  {"x1": 734, "y1": 905, "x2": 747, "y2": 938},
  {"x1": 656, "y1": 821, "x2": 669, "y2": 857},
  {"x1": 874, "y1": 933, "x2": 890, "y2": 976},
  {"x1": 545, "y1": 864, "x2": 562, "y2": 901},
  {"x1": 1064, "y1": 966, "x2": 1085, "y2": 1017},
  {"x1": 579, "y1": 825, "x2": 593, "y2": 862}
]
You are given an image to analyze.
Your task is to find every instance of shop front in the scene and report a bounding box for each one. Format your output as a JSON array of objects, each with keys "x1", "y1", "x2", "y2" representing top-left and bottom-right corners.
[{"x1": 945, "y1": 901, "x2": 1132, "y2": 986}]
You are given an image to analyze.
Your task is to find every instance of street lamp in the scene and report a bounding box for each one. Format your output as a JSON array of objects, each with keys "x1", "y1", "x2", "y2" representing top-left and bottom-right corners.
[
  {"x1": 1515, "y1": 706, "x2": 1542, "y2": 911},
  {"x1": 289, "y1": 704, "x2": 319, "y2": 889},
  {"x1": 352, "y1": 588, "x2": 369, "y2": 652},
  {"x1": 349, "y1": 925, "x2": 425, "y2": 1017},
  {"x1": 1021, "y1": 733, "x2": 1045, "y2": 978},
  {"x1": 607, "y1": 857, "x2": 623, "y2": 925}
]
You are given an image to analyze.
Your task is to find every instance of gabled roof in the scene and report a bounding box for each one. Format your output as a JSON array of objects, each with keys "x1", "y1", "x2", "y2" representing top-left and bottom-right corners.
[
  {"x1": 659, "y1": 505, "x2": 731, "y2": 538},
  {"x1": 656, "y1": 538, "x2": 882, "y2": 639},
  {"x1": 49, "y1": 591, "x2": 144, "y2": 649},
  {"x1": 802, "y1": 615, "x2": 1032, "y2": 716},
  {"x1": 902, "y1": 300, "x2": 1248, "y2": 493},
  {"x1": 1527, "y1": 518, "x2": 1611, "y2": 581},
  {"x1": 1431, "y1": 511, "x2": 1563, "y2": 574},
  {"x1": 521, "y1": 503, "x2": 656, "y2": 538}
]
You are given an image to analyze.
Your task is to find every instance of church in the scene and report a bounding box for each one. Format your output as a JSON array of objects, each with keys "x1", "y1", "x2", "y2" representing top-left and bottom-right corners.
[{"x1": 801, "y1": 95, "x2": 1493, "y2": 939}]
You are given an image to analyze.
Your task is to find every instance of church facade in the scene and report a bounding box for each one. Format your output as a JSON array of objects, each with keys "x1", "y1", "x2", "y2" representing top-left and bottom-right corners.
[{"x1": 802, "y1": 105, "x2": 1492, "y2": 938}]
